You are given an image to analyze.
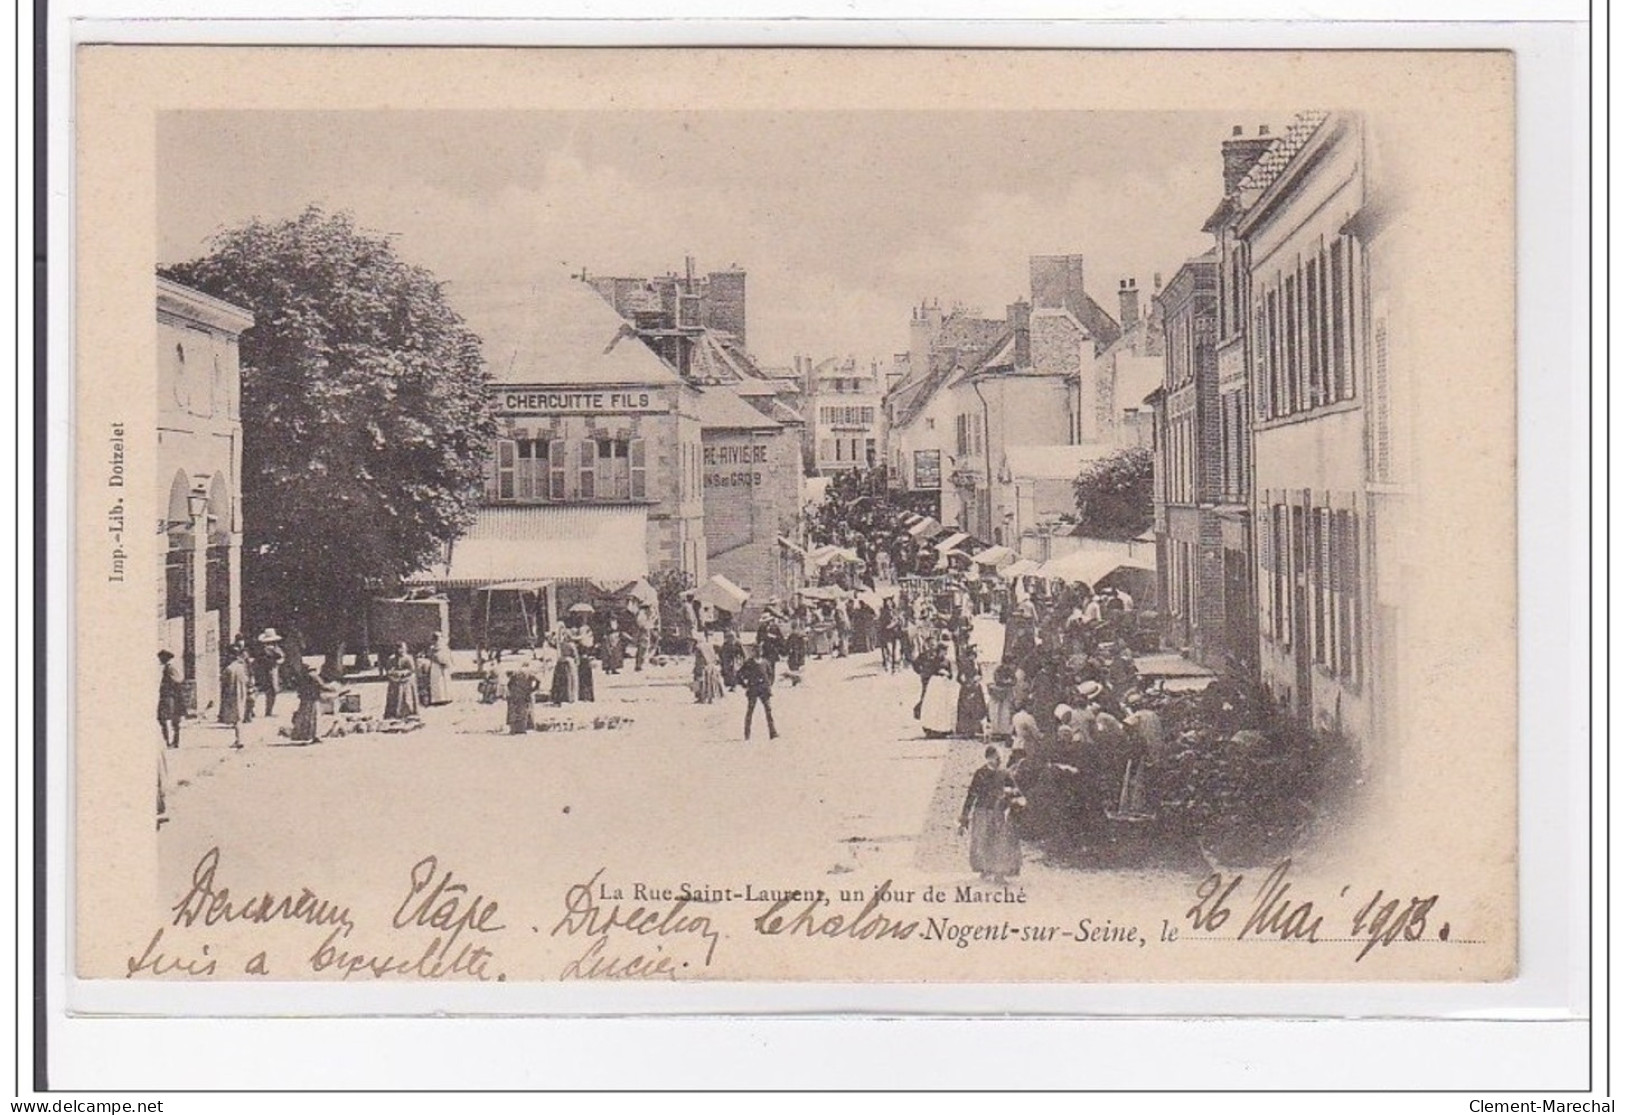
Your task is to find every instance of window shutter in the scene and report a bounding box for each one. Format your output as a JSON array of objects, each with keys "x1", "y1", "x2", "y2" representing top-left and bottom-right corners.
[
  {"x1": 496, "y1": 439, "x2": 517, "y2": 502},
  {"x1": 547, "y1": 440, "x2": 566, "y2": 501},
  {"x1": 630, "y1": 437, "x2": 647, "y2": 499},
  {"x1": 578, "y1": 438, "x2": 596, "y2": 501},
  {"x1": 1373, "y1": 317, "x2": 1392, "y2": 480}
]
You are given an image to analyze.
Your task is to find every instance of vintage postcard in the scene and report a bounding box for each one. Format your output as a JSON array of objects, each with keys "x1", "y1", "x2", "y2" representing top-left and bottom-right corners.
[{"x1": 72, "y1": 46, "x2": 1516, "y2": 990}]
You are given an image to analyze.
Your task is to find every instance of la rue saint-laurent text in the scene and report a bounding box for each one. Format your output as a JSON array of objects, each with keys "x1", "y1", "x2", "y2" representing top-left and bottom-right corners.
[{"x1": 106, "y1": 422, "x2": 127, "y2": 583}]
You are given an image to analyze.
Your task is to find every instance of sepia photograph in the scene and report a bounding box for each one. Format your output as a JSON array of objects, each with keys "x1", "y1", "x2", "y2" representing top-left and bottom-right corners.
[{"x1": 72, "y1": 47, "x2": 1520, "y2": 988}]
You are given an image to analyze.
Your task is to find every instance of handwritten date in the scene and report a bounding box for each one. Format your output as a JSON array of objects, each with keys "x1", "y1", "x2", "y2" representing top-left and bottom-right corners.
[{"x1": 1185, "y1": 859, "x2": 1449, "y2": 961}]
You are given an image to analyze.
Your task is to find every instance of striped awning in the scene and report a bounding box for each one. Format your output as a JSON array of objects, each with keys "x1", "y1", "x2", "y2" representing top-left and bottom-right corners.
[{"x1": 405, "y1": 506, "x2": 648, "y2": 587}]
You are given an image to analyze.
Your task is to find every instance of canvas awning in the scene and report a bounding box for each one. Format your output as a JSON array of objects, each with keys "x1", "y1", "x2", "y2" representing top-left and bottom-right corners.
[
  {"x1": 776, "y1": 535, "x2": 808, "y2": 557},
  {"x1": 970, "y1": 544, "x2": 1016, "y2": 567},
  {"x1": 907, "y1": 517, "x2": 942, "y2": 538},
  {"x1": 405, "y1": 506, "x2": 648, "y2": 587},
  {"x1": 696, "y1": 573, "x2": 750, "y2": 613},
  {"x1": 934, "y1": 531, "x2": 970, "y2": 553},
  {"x1": 999, "y1": 558, "x2": 1043, "y2": 580},
  {"x1": 1037, "y1": 549, "x2": 1157, "y2": 585}
]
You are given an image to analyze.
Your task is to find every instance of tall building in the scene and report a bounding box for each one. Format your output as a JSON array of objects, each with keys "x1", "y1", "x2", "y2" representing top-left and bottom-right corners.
[
  {"x1": 157, "y1": 277, "x2": 253, "y2": 714},
  {"x1": 1236, "y1": 111, "x2": 1390, "y2": 754},
  {"x1": 1149, "y1": 252, "x2": 1226, "y2": 667},
  {"x1": 410, "y1": 278, "x2": 707, "y2": 644},
  {"x1": 1200, "y1": 124, "x2": 1276, "y2": 677},
  {"x1": 884, "y1": 301, "x2": 1008, "y2": 521},
  {"x1": 806, "y1": 356, "x2": 887, "y2": 476}
]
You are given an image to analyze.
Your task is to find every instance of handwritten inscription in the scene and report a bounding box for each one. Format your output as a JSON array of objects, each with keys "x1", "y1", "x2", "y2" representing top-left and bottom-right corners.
[
  {"x1": 551, "y1": 868, "x2": 721, "y2": 979},
  {"x1": 124, "y1": 850, "x2": 1470, "y2": 979},
  {"x1": 171, "y1": 846, "x2": 355, "y2": 936},
  {"x1": 1184, "y1": 859, "x2": 1450, "y2": 961}
]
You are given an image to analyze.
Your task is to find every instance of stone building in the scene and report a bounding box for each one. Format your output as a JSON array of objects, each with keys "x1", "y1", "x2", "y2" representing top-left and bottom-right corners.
[
  {"x1": 156, "y1": 277, "x2": 253, "y2": 714},
  {"x1": 696, "y1": 385, "x2": 804, "y2": 621},
  {"x1": 411, "y1": 278, "x2": 706, "y2": 644}
]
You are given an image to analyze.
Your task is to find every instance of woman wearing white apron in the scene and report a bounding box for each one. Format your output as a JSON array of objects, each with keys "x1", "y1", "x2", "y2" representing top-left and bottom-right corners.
[{"x1": 920, "y1": 635, "x2": 960, "y2": 739}]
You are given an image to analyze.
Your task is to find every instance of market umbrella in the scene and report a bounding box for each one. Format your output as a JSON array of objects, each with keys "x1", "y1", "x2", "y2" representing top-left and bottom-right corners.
[{"x1": 567, "y1": 602, "x2": 596, "y2": 615}]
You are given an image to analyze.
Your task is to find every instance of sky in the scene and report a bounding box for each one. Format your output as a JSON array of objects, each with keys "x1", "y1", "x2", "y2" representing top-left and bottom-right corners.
[{"x1": 158, "y1": 110, "x2": 1247, "y2": 370}]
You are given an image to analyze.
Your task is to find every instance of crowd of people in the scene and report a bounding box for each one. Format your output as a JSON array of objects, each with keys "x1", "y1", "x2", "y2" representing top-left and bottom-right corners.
[{"x1": 159, "y1": 469, "x2": 1317, "y2": 868}]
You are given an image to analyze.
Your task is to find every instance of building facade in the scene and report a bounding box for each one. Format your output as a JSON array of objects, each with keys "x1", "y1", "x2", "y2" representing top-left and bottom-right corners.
[
  {"x1": 418, "y1": 279, "x2": 707, "y2": 645},
  {"x1": 1150, "y1": 252, "x2": 1227, "y2": 667},
  {"x1": 1237, "y1": 111, "x2": 1377, "y2": 747},
  {"x1": 1074, "y1": 277, "x2": 1164, "y2": 451},
  {"x1": 157, "y1": 277, "x2": 253, "y2": 714},
  {"x1": 697, "y1": 385, "x2": 804, "y2": 620},
  {"x1": 806, "y1": 356, "x2": 886, "y2": 476},
  {"x1": 884, "y1": 302, "x2": 1008, "y2": 521},
  {"x1": 948, "y1": 303, "x2": 1088, "y2": 545}
]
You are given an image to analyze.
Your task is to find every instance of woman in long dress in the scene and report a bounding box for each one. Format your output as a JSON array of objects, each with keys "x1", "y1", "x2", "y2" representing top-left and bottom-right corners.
[
  {"x1": 550, "y1": 634, "x2": 579, "y2": 705},
  {"x1": 718, "y1": 628, "x2": 744, "y2": 691},
  {"x1": 288, "y1": 664, "x2": 335, "y2": 744},
  {"x1": 785, "y1": 615, "x2": 807, "y2": 674},
  {"x1": 985, "y1": 662, "x2": 1016, "y2": 741},
  {"x1": 574, "y1": 627, "x2": 596, "y2": 702},
  {"x1": 959, "y1": 746, "x2": 1025, "y2": 882},
  {"x1": 505, "y1": 663, "x2": 540, "y2": 734},
  {"x1": 424, "y1": 632, "x2": 454, "y2": 706},
  {"x1": 383, "y1": 643, "x2": 420, "y2": 721},
  {"x1": 920, "y1": 638, "x2": 960, "y2": 739},
  {"x1": 602, "y1": 624, "x2": 626, "y2": 675},
  {"x1": 954, "y1": 649, "x2": 989, "y2": 738},
  {"x1": 692, "y1": 638, "x2": 724, "y2": 704}
]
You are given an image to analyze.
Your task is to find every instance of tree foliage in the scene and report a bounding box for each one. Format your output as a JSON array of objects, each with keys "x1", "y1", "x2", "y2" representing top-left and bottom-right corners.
[
  {"x1": 160, "y1": 208, "x2": 495, "y2": 643},
  {"x1": 1072, "y1": 445, "x2": 1154, "y2": 539}
]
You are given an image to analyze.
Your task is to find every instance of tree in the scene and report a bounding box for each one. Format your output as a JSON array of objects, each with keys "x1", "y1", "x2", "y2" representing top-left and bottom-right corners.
[
  {"x1": 160, "y1": 208, "x2": 495, "y2": 646},
  {"x1": 1072, "y1": 445, "x2": 1154, "y2": 539}
]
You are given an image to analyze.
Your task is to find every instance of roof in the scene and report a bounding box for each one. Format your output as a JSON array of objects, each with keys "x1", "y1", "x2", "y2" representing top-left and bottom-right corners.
[
  {"x1": 887, "y1": 312, "x2": 1010, "y2": 429},
  {"x1": 693, "y1": 385, "x2": 781, "y2": 431},
  {"x1": 459, "y1": 277, "x2": 684, "y2": 388},
  {"x1": 1005, "y1": 443, "x2": 1116, "y2": 480},
  {"x1": 1237, "y1": 111, "x2": 1332, "y2": 196},
  {"x1": 406, "y1": 506, "x2": 649, "y2": 586}
]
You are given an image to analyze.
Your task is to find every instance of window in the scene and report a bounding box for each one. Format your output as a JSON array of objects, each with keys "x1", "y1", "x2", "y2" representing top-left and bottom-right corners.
[
  {"x1": 515, "y1": 439, "x2": 545, "y2": 501},
  {"x1": 596, "y1": 439, "x2": 631, "y2": 501}
]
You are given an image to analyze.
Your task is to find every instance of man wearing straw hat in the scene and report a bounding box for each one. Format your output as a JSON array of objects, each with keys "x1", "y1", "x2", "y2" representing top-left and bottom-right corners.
[{"x1": 251, "y1": 629, "x2": 286, "y2": 718}]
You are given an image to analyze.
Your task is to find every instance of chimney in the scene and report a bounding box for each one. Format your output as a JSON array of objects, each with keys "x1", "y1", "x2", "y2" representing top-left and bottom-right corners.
[
  {"x1": 1007, "y1": 299, "x2": 1031, "y2": 367},
  {"x1": 1153, "y1": 272, "x2": 1163, "y2": 293},
  {"x1": 1222, "y1": 123, "x2": 1275, "y2": 193},
  {"x1": 1118, "y1": 278, "x2": 1140, "y2": 331}
]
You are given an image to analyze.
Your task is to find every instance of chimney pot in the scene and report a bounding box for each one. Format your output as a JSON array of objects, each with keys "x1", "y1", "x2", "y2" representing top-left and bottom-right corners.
[
  {"x1": 1259, "y1": 124, "x2": 1270, "y2": 136},
  {"x1": 1232, "y1": 125, "x2": 1244, "y2": 136}
]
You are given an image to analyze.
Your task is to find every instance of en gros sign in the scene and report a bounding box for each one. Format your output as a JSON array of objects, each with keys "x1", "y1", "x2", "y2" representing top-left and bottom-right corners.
[{"x1": 496, "y1": 389, "x2": 665, "y2": 414}]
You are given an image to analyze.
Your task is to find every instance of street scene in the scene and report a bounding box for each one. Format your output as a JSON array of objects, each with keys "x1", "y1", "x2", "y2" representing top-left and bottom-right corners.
[{"x1": 134, "y1": 98, "x2": 1498, "y2": 983}]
